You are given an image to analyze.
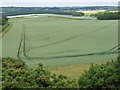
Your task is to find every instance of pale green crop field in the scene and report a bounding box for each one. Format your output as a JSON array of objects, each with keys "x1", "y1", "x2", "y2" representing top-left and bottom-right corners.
[{"x1": 2, "y1": 15, "x2": 118, "y2": 68}]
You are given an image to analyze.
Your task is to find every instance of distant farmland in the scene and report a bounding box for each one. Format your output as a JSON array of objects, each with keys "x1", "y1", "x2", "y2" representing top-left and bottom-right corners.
[
  {"x1": 2, "y1": 14, "x2": 118, "y2": 69},
  {"x1": 75, "y1": 10, "x2": 118, "y2": 16}
]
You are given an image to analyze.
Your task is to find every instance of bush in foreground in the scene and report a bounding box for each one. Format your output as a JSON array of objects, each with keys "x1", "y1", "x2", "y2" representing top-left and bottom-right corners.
[
  {"x1": 1, "y1": 57, "x2": 120, "y2": 88},
  {"x1": 78, "y1": 57, "x2": 120, "y2": 88},
  {"x1": 2, "y1": 57, "x2": 77, "y2": 88}
]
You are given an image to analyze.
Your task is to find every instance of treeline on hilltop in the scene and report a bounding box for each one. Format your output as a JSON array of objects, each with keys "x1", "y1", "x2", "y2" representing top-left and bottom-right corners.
[
  {"x1": 2, "y1": 7, "x2": 84, "y2": 16},
  {"x1": 2, "y1": 7, "x2": 119, "y2": 17},
  {"x1": 0, "y1": 16, "x2": 8, "y2": 25},
  {"x1": 91, "y1": 11, "x2": 120, "y2": 20},
  {"x1": 1, "y1": 57, "x2": 120, "y2": 88},
  {"x1": 2, "y1": 6, "x2": 118, "y2": 12}
]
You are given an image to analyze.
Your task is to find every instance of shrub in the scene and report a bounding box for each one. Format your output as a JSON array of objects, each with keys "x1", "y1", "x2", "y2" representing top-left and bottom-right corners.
[
  {"x1": 95, "y1": 11, "x2": 120, "y2": 20},
  {"x1": 0, "y1": 16, "x2": 9, "y2": 25},
  {"x1": 1, "y1": 57, "x2": 77, "y2": 88},
  {"x1": 78, "y1": 58, "x2": 120, "y2": 88}
]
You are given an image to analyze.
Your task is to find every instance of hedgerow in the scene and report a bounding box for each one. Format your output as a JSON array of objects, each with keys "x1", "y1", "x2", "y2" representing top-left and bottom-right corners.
[{"x1": 91, "y1": 11, "x2": 120, "y2": 20}]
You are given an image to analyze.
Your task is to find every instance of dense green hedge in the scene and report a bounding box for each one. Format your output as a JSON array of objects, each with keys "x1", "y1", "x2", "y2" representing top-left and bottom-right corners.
[
  {"x1": 78, "y1": 57, "x2": 120, "y2": 88},
  {"x1": 2, "y1": 57, "x2": 77, "y2": 88},
  {"x1": 0, "y1": 16, "x2": 8, "y2": 25},
  {"x1": 92, "y1": 11, "x2": 120, "y2": 20}
]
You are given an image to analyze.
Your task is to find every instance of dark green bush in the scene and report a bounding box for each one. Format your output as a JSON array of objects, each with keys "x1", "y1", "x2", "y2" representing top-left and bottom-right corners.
[
  {"x1": 95, "y1": 11, "x2": 120, "y2": 20},
  {"x1": 2, "y1": 57, "x2": 120, "y2": 88},
  {"x1": 1, "y1": 57, "x2": 77, "y2": 88},
  {"x1": 0, "y1": 16, "x2": 9, "y2": 25},
  {"x1": 78, "y1": 58, "x2": 120, "y2": 88}
]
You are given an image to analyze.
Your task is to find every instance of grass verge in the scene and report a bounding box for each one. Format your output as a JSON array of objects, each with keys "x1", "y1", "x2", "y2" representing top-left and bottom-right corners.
[{"x1": 47, "y1": 61, "x2": 108, "y2": 80}]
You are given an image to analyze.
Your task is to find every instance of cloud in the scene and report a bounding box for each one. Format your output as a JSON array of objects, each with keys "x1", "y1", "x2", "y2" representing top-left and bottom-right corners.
[
  {"x1": 2, "y1": 0, "x2": 119, "y2": 7},
  {"x1": 2, "y1": 0, "x2": 119, "y2": 3}
]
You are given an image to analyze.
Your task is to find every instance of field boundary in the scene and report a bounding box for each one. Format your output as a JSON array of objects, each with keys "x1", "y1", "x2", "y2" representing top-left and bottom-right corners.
[
  {"x1": 0, "y1": 22, "x2": 12, "y2": 39},
  {"x1": 48, "y1": 16, "x2": 96, "y2": 20}
]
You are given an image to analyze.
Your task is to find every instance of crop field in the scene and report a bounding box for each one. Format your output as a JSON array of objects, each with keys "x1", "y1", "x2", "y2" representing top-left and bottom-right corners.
[
  {"x1": 65, "y1": 10, "x2": 106, "y2": 16},
  {"x1": 2, "y1": 14, "x2": 118, "y2": 78},
  {"x1": 76, "y1": 10, "x2": 106, "y2": 13},
  {"x1": 75, "y1": 10, "x2": 118, "y2": 16}
]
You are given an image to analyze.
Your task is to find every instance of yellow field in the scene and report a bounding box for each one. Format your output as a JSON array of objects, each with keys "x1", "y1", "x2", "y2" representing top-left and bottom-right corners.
[
  {"x1": 110, "y1": 11, "x2": 118, "y2": 13},
  {"x1": 65, "y1": 10, "x2": 118, "y2": 15},
  {"x1": 76, "y1": 10, "x2": 106, "y2": 14},
  {"x1": 47, "y1": 61, "x2": 108, "y2": 80}
]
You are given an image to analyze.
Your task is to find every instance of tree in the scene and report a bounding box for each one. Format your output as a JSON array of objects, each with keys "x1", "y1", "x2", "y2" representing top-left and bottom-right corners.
[{"x1": 95, "y1": 11, "x2": 120, "y2": 20}]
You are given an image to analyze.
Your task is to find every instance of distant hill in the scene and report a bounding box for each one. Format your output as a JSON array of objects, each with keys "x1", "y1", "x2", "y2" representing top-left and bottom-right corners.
[{"x1": 1, "y1": 6, "x2": 118, "y2": 16}]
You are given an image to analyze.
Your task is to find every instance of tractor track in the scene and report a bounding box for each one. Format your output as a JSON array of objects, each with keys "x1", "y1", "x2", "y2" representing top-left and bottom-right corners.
[
  {"x1": 25, "y1": 50, "x2": 119, "y2": 60},
  {"x1": 16, "y1": 20, "x2": 27, "y2": 57}
]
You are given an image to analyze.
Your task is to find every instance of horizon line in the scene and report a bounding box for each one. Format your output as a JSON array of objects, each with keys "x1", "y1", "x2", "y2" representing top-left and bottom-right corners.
[{"x1": 1, "y1": 5, "x2": 119, "y2": 8}]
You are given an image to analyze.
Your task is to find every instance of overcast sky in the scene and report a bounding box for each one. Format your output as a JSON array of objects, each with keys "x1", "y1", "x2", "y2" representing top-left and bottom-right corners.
[{"x1": 1, "y1": 0, "x2": 120, "y2": 7}]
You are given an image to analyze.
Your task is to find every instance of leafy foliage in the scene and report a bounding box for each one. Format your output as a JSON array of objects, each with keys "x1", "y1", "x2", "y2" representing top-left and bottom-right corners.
[
  {"x1": 91, "y1": 11, "x2": 120, "y2": 20},
  {"x1": 2, "y1": 57, "x2": 77, "y2": 88},
  {"x1": 2, "y1": 57, "x2": 120, "y2": 88},
  {"x1": 0, "y1": 16, "x2": 9, "y2": 25},
  {"x1": 78, "y1": 57, "x2": 120, "y2": 88}
]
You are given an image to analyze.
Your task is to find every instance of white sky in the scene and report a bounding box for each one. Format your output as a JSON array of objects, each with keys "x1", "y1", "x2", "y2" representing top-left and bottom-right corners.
[{"x1": 1, "y1": 0, "x2": 120, "y2": 7}]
